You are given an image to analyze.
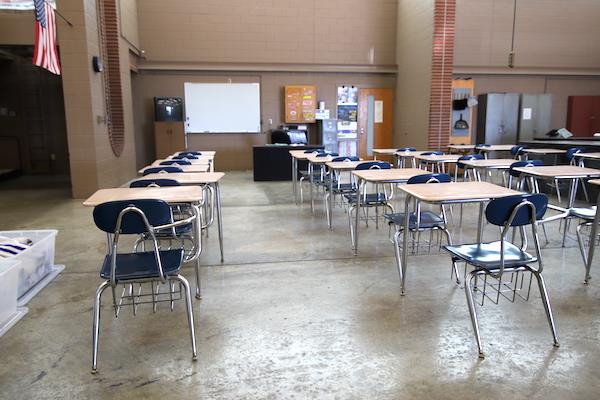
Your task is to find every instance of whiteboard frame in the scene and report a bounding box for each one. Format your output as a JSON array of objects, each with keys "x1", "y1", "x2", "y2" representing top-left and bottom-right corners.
[{"x1": 183, "y1": 82, "x2": 261, "y2": 134}]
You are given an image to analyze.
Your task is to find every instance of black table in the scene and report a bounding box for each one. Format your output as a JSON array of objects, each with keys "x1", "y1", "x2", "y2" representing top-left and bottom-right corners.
[{"x1": 253, "y1": 145, "x2": 323, "y2": 181}]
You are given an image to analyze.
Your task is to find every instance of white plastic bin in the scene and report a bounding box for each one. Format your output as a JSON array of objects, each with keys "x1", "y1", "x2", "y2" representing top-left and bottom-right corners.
[
  {"x1": 0, "y1": 260, "x2": 19, "y2": 328},
  {"x1": 0, "y1": 230, "x2": 58, "y2": 298}
]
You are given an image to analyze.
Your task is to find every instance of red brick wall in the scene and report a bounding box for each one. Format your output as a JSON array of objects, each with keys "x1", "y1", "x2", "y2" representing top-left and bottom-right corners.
[{"x1": 428, "y1": 0, "x2": 455, "y2": 150}]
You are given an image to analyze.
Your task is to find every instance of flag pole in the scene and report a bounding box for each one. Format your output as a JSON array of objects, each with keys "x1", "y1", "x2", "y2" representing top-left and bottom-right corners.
[
  {"x1": 45, "y1": 1, "x2": 73, "y2": 27},
  {"x1": 54, "y1": 8, "x2": 73, "y2": 27}
]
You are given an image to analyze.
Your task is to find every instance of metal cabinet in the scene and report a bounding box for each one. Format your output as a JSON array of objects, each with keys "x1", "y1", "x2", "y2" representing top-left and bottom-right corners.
[
  {"x1": 318, "y1": 119, "x2": 338, "y2": 153},
  {"x1": 476, "y1": 93, "x2": 520, "y2": 145},
  {"x1": 518, "y1": 94, "x2": 552, "y2": 141}
]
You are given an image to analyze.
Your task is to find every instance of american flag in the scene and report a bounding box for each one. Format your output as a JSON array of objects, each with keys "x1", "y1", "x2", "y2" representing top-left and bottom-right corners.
[{"x1": 33, "y1": 0, "x2": 61, "y2": 75}]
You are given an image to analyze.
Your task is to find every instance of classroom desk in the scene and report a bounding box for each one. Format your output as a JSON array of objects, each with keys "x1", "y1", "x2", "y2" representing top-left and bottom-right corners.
[
  {"x1": 513, "y1": 165, "x2": 600, "y2": 247},
  {"x1": 512, "y1": 166, "x2": 600, "y2": 208},
  {"x1": 521, "y1": 148, "x2": 566, "y2": 164},
  {"x1": 351, "y1": 168, "x2": 427, "y2": 255},
  {"x1": 373, "y1": 149, "x2": 399, "y2": 159},
  {"x1": 395, "y1": 150, "x2": 427, "y2": 168},
  {"x1": 324, "y1": 160, "x2": 371, "y2": 228},
  {"x1": 166, "y1": 155, "x2": 215, "y2": 161},
  {"x1": 397, "y1": 181, "x2": 521, "y2": 294},
  {"x1": 165, "y1": 155, "x2": 215, "y2": 171},
  {"x1": 573, "y1": 152, "x2": 600, "y2": 166},
  {"x1": 307, "y1": 155, "x2": 335, "y2": 213},
  {"x1": 414, "y1": 154, "x2": 462, "y2": 173},
  {"x1": 584, "y1": 179, "x2": 600, "y2": 283},
  {"x1": 476, "y1": 145, "x2": 515, "y2": 158},
  {"x1": 448, "y1": 144, "x2": 475, "y2": 153},
  {"x1": 459, "y1": 158, "x2": 516, "y2": 181},
  {"x1": 173, "y1": 151, "x2": 216, "y2": 157},
  {"x1": 83, "y1": 186, "x2": 205, "y2": 298},
  {"x1": 138, "y1": 164, "x2": 210, "y2": 175},
  {"x1": 290, "y1": 148, "x2": 325, "y2": 204},
  {"x1": 153, "y1": 157, "x2": 213, "y2": 167},
  {"x1": 140, "y1": 172, "x2": 225, "y2": 262}
]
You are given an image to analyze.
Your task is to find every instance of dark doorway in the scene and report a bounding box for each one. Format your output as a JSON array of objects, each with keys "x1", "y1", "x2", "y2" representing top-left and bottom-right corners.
[{"x1": 0, "y1": 45, "x2": 70, "y2": 183}]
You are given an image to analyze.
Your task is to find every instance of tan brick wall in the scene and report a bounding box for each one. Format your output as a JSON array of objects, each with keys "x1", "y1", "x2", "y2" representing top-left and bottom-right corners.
[
  {"x1": 395, "y1": 0, "x2": 435, "y2": 150},
  {"x1": 136, "y1": 0, "x2": 397, "y2": 66},
  {"x1": 454, "y1": 0, "x2": 600, "y2": 71},
  {"x1": 132, "y1": 71, "x2": 396, "y2": 170},
  {"x1": 58, "y1": 0, "x2": 137, "y2": 198}
]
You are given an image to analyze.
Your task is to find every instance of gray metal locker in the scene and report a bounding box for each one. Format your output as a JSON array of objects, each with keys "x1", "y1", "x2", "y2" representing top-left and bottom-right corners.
[
  {"x1": 518, "y1": 94, "x2": 552, "y2": 141},
  {"x1": 476, "y1": 93, "x2": 520, "y2": 145}
]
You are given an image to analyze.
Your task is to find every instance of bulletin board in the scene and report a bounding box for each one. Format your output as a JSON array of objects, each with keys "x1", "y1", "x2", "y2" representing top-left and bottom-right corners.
[
  {"x1": 284, "y1": 85, "x2": 317, "y2": 123},
  {"x1": 450, "y1": 79, "x2": 475, "y2": 144}
]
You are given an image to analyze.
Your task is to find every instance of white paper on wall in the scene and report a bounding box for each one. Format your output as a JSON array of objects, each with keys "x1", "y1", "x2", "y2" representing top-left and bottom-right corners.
[{"x1": 375, "y1": 101, "x2": 384, "y2": 123}]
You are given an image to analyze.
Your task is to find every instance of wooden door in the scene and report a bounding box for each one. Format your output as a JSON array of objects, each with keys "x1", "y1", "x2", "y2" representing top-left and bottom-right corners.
[
  {"x1": 358, "y1": 88, "x2": 394, "y2": 159},
  {"x1": 567, "y1": 96, "x2": 600, "y2": 137}
]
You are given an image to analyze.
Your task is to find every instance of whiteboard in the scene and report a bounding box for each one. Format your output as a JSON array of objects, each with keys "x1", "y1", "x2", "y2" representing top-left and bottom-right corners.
[{"x1": 184, "y1": 83, "x2": 261, "y2": 133}]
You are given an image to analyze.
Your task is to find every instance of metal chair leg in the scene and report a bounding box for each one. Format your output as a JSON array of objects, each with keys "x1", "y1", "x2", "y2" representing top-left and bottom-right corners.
[
  {"x1": 465, "y1": 272, "x2": 485, "y2": 358},
  {"x1": 173, "y1": 275, "x2": 198, "y2": 361},
  {"x1": 92, "y1": 281, "x2": 110, "y2": 374},
  {"x1": 325, "y1": 193, "x2": 329, "y2": 222},
  {"x1": 348, "y1": 205, "x2": 356, "y2": 249},
  {"x1": 581, "y1": 178, "x2": 590, "y2": 202},
  {"x1": 195, "y1": 258, "x2": 202, "y2": 299},
  {"x1": 576, "y1": 222, "x2": 591, "y2": 271},
  {"x1": 393, "y1": 229, "x2": 405, "y2": 294},
  {"x1": 531, "y1": 270, "x2": 560, "y2": 347},
  {"x1": 299, "y1": 177, "x2": 305, "y2": 203},
  {"x1": 440, "y1": 228, "x2": 459, "y2": 284},
  {"x1": 541, "y1": 223, "x2": 549, "y2": 245}
]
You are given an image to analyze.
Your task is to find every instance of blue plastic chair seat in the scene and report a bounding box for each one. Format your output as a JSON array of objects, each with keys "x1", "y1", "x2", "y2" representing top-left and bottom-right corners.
[
  {"x1": 344, "y1": 193, "x2": 387, "y2": 204},
  {"x1": 384, "y1": 211, "x2": 444, "y2": 229},
  {"x1": 100, "y1": 249, "x2": 184, "y2": 281},
  {"x1": 326, "y1": 183, "x2": 356, "y2": 193},
  {"x1": 443, "y1": 241, "x2": 536, "y2": 270}
]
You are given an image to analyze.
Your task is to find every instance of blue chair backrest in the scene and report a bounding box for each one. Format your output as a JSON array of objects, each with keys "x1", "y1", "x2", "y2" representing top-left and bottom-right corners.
[
  {"x1": 407, "y1": 173, "x2": 451, "y2": 184},
  {"x1": 486, "y1": 193, "x2": 548, "y2": 227},
  {"x1": 304, "y1": 149, "x2": 324, "y2": 154},
  {"x1": 397, "y1": 147, "x2": 416, "y2": 152},
  {"x1": 355, "y1": 161, "x2": 391, "y2": 170},
  {"x1": 173, "y1": 155, "x2": 198, "y2": 160},
  {"x1": 332, "y1": 156, "x2": 359, "y2": 162},
  {"x1": 129, "y1": 179, "x2": 181, "y2": 188},
  {"x1": 142, "y1": 166, "x2": 183, "y2": 176},
  {"x1": 421, "y1": 151, "x2": 444, "y2": 156},
  {"x1": 508, "y1": 160, "x2": 543, "y2": 177},
  {"x1": 511, "y1": 145, "x2": 527, "y2": 156},
  {"x1": 160, "y1": 160, "x2": 191, "y2": 166},
  {"x1": 179, "y1": 151, "x2": 201, "y2": 156},
  {"x1": 457, "y1": 154, "x2": 484, "y2": 169},
  {"x1": 476, "y1": 144, "x2": 491, "y2": 147},
  {"x1": 93, "y1": 200, "x2": 173, "y2": 234},
  {"x1": 566, "y1": 147, "x2": 584, "y2": 162}
]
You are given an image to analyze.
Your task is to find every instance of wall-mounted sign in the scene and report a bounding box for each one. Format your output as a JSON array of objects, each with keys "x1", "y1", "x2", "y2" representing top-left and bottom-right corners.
[{"x1": 285, "y1": 85, "x2": 317, "y2": 123}]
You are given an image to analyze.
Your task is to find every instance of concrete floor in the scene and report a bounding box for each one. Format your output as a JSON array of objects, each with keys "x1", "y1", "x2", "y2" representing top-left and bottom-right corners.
[{"x1": 0, "y1": 171, "x2": 599, "y2": 399}]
